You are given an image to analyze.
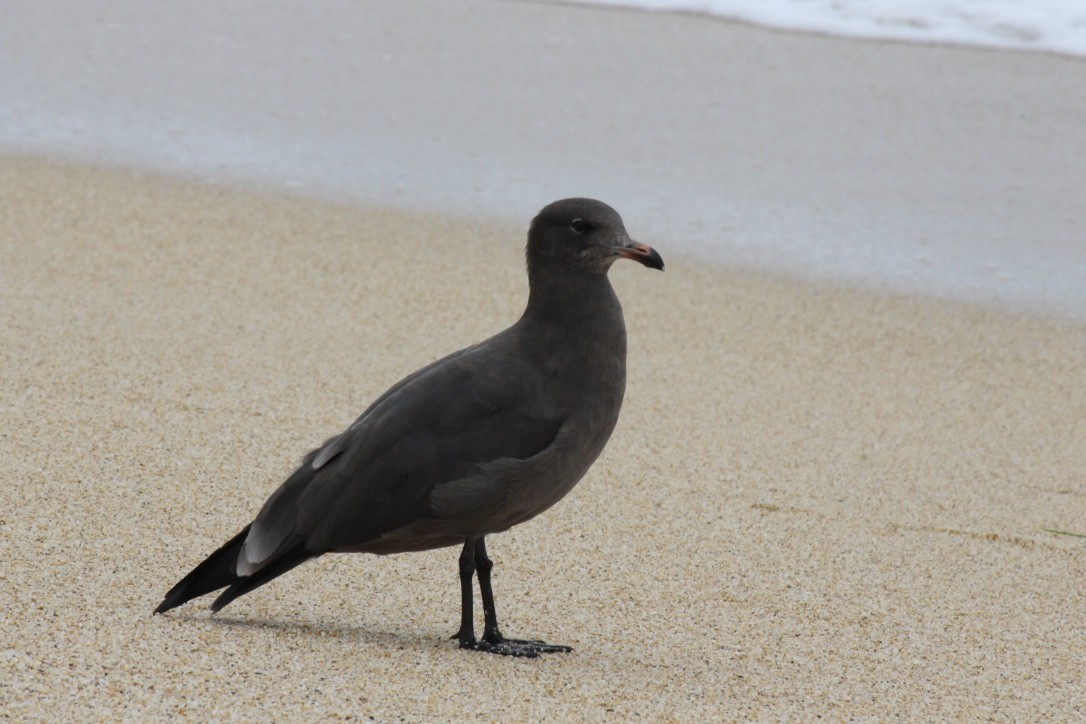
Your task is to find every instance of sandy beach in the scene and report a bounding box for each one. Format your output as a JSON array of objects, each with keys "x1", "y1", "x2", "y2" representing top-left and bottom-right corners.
[
  {"x1": 2, "y1": 154, "x2": 1084, "y2": 718},
  {"x1": 4, "y1": 0, "x2": 1086, "y2": 717}
]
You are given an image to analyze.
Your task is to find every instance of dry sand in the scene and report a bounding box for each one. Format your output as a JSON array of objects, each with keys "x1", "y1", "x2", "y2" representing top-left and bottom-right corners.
[{"x1": 2, "y1": 155, "x2": 1085, "y2": 719}]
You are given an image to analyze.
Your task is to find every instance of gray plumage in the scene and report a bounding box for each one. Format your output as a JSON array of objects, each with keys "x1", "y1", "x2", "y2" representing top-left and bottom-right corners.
[{"x1": 155, "y1": 198, "x2": 663, "y2": 657}]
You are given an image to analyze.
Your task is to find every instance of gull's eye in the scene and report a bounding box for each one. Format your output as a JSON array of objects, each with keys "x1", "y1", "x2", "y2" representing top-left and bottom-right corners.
[{"x1": 570, "y1": 218, "x2": 589, "y2": 233}]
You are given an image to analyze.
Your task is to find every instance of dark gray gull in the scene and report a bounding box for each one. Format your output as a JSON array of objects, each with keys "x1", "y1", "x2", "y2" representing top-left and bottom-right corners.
[{"x1": 155, "y1": 198, "x2": 664, "y2": 657}]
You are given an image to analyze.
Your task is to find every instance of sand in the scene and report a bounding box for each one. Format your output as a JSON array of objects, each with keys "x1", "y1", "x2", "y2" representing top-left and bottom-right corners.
[{"x1": 2, "y1": 154, "x2": 1084, "y2": 719}]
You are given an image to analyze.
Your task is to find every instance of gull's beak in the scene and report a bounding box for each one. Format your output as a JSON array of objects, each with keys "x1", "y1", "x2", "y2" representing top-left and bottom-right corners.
[{"x1": 617, "y1": 240, "x2": 664, "y2": 271}]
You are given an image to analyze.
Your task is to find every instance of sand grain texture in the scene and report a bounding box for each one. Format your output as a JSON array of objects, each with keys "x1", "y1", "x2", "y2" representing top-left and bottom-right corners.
[{"x1": 2, "y1": 157, "x2": 1085, "y2": 719}]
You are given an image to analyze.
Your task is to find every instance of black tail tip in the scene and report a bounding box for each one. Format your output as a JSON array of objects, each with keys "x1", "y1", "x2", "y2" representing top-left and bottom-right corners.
[{"x1": 154, "y1": 593, "x2": 182, "y2": 615}]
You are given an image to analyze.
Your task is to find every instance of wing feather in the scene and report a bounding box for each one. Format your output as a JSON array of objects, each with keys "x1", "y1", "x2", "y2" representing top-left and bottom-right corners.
[{"x1": 239, "y1": 331, "x2": 563, "y2": 573}]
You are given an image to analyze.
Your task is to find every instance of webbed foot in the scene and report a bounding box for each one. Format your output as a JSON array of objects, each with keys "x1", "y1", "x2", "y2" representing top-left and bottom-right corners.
[{"x1": 456, "y1": 633, "x2": 572, "y2": 658}]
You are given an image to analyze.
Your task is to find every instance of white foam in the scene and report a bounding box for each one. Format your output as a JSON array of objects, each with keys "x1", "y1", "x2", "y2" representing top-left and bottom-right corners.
[{"x1": 566, "y1": 0, "x2": 1086, "y2": 57}]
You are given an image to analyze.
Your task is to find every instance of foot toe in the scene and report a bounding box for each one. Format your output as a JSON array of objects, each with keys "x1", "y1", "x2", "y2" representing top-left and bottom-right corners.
[{"x1": 463, "y1": 636, "x2": 572, "y2": 657}]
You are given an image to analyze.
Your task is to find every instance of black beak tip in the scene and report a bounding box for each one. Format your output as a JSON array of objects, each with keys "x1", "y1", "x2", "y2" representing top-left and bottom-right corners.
[{"x1": 621, "y1": 242, "x2": 664, "y2": 271}]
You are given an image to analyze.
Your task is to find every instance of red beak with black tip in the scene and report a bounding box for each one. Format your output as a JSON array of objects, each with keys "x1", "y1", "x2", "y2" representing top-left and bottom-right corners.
[{"x1": 618, "y1": 240, "x2": 664, "y2": 271}]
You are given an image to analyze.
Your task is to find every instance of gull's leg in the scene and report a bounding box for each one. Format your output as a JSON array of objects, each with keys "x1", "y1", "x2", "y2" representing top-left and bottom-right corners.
[
  {"x1": 451, "y1": 538, "x2": 477, "y2": 649},
  {"x1": 471, "y1": 537, "x2": 572, "y2": 657}
]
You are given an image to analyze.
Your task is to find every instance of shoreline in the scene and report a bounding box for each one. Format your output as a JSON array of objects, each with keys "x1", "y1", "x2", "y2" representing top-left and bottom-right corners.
[
  {"x1": 4, "y1": 0, "x2": 1085, "y2": 319},
  {"x1": 6, "y1": 148, "x2": 1082, "y2": 328}
]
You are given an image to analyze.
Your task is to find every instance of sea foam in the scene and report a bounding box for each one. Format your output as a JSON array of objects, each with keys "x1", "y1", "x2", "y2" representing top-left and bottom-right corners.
[{"x1": 564, "y1": 0, "x2": 1086, "y2": 57}]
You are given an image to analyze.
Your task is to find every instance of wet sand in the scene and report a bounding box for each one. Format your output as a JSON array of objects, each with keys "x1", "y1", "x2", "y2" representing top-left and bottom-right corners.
[{"x1": 5, "y1": 0, "x2": 1086, "y2": 317}]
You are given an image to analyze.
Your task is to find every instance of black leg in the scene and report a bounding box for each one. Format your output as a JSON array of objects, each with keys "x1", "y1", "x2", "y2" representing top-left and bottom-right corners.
[
  {"x1": 454, "y1": 536, "x2": 572, "y2": 658},
  {"x1": 451, "y1": 538, "x2": 477, "y2": 649},
  {"x1": 474, "y1": 537, "x2": 503, "y2": 642}
]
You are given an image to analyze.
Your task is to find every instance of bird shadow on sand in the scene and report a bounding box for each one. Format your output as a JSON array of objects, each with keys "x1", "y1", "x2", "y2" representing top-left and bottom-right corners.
[{"x1": 167, "y1": 609, "x2": 447, "y2": 654}]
